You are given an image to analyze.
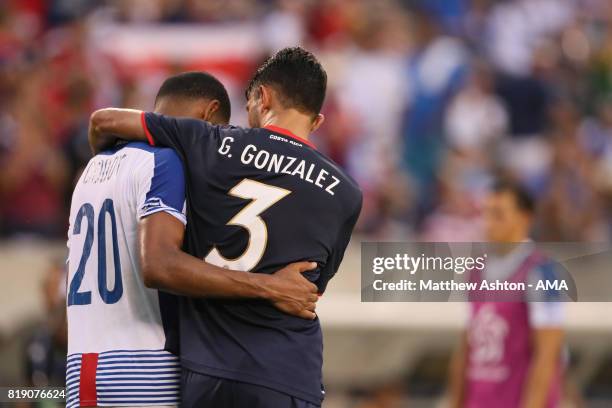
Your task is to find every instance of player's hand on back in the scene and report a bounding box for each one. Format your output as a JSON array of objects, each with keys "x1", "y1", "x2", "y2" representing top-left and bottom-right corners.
[{"x1": 262, "y1": 262, "x2": 319, "y2": 320}]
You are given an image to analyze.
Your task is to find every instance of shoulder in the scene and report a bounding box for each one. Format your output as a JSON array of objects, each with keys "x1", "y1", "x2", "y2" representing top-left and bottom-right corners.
[
  {"x1": 120, "y1": 142, "x2": 184, "y2": 181},
  {"x1": 316, "y1": 150, "x2": 362, "y2": 210},
  {"x1": 216, "y1": 124, "x2": 253, "y2": 138},
  {"x1": 192, "y1": 123, "x2": 251, "y2": 145},
  {"x1": 344, "y1": 175, "x2": 363, "y2": 217},
  {"x1": 122, "y1": 142, "x2": 181, "y2": 163},
  {"x1": 145, "y1": 112, "x2": 224, "y2": 139}
]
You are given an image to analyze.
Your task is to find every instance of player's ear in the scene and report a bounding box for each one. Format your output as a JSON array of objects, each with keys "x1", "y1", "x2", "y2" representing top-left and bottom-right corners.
[
  {"x1": 202, "y1": 99, "x2": 220, "y2": 122},
  {"x1": 310, "y1": 113, "x2": 325, "y2": 132},
  {"x1": 259, "y1": 85, "x2": 272, "y2": 111}
]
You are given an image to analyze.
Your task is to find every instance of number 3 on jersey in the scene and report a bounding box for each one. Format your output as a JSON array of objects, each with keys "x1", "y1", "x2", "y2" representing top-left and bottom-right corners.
[
  {"x1": 68, "y1": 198, "x2": 123, "y2": 306},
  {"x1": 205, "y1": 179, "x2": 291, "y2": 271}
]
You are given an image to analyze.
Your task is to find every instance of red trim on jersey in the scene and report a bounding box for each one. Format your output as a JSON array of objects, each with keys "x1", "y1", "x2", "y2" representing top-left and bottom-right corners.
[
  {"x1": 79, "y1": 353, "x2": 99, "y2": 407},
  {"x1": 141, "y1": 111, "x2": 155, "y2": 146},
  {"x1": 264, "y1": 125, "x2": 316, "y2": 149}
]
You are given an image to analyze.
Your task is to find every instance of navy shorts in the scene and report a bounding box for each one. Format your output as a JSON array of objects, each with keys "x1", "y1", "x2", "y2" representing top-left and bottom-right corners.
[{"x1": 181, "y1": 368, "x2": 320, "y2": 408}]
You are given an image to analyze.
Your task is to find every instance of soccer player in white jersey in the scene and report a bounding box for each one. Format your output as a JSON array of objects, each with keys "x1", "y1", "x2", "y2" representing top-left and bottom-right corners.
[{"x1": 66, "y1": 72, "x2": 319, "y2": 408}]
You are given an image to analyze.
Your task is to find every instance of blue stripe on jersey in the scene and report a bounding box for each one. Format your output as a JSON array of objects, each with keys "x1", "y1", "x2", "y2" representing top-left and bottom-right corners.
[
  {"x1": 94, "y1": 360, "x2": 178, "y2": 367},
  {"x1": 97, "y1": 382, "x2": 178, "y2": 386},
  {"x1": 97, "y1": 365, "x2": 179, "y2": 371},
  {"x1": 96, "y1": 391, "x2": 179, "y2": 396},
  {"x1": 65, "y1": 349, "x2": 180, "y2": 407},
  {"x1": 96, "y1": 370, "x2": 180, "y2": 376},
  {"x1": 95, "y1": 376, "x2": 180, "y2": 381},
  {"x1": 98, "y1": 399, "x2": 180, "y2": 404},
  {"x1": 98, "y1": 392, "x2": 179, "y2": 397},
  {"x1": 141, "y1": 144, "x2": 185, "y2": 219},
  {"x1": 96, "y1": 360, "x2": 178, "y2": 366}
]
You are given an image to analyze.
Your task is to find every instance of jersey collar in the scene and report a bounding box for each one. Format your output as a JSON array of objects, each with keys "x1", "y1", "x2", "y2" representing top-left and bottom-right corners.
[{"x1": 264, "y1": 125, "x2": 316, "y2": 149}]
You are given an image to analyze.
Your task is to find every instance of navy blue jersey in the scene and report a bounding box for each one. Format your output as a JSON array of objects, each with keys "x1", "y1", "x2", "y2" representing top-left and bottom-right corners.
[{"x1": 143, "y1": 112, "x2": 362, "y2": 404}]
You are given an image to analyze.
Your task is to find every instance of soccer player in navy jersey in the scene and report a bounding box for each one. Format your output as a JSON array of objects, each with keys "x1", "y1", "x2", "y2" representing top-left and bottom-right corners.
[{"x1": 88, "y1": 47, "x2": 362, "y2": 408}]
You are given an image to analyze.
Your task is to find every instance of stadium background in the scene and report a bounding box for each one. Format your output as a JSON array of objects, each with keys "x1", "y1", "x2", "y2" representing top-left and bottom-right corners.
[{"x1": 1, "y1": 0, "x2": 612, "y2": 406}]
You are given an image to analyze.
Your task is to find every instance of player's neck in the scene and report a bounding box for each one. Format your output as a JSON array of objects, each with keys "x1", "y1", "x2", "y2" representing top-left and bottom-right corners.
[{"x1": 261, "y1": 109, "x2": 312, "y2": 141}]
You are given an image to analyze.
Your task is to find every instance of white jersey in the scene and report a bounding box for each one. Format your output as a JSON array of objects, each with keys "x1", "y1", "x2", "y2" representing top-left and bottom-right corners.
[{"x1": 66, "y1": 142, "x2": 186, "y2": 407}]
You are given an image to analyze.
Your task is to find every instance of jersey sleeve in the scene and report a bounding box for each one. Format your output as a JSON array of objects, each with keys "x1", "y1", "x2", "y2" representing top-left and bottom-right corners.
[
  {"x1": 136, "y1": 147, "x2": 186, "y2": 225},
  {"x1": 527, "y1": 262, "x2": 565, "y2": 328},
  {"x1": 317, "y1": 193, "x2": 363, "y2": 294},
  {"x1": 142, "y1": 111, "x2": 215, "y2": 158}
]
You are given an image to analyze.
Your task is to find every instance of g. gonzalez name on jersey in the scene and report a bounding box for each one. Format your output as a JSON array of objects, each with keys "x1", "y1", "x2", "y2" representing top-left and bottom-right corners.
[{"x1": 217, "y1": 136, "x2": 341, "y2": 196}]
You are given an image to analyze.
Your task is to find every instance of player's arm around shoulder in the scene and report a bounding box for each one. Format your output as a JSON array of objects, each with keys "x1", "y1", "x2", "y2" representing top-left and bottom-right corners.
[
  {"x1": 88, "y1": 108, "x2": 147, "y2": 154},
  {"x1": 90, "y1": 108, "x2": 217, "y2": 158}
]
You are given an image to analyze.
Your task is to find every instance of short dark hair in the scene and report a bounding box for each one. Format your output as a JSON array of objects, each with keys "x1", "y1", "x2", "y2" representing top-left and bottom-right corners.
[
  {"x1": 155, "y1": 71, "x2": 231, "y2": 122},
  {"x1": 492, "y1": 179, "x2": 535, "y2": 214},
  {"x1": 245, "y1": 47, "x2": 327, "y2": 116}
]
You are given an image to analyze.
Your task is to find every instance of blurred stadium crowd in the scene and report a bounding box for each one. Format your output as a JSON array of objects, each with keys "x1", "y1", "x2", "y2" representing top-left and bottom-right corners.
[{"x1": 4, "y1": 0, "x2": 612, "y2": 243}]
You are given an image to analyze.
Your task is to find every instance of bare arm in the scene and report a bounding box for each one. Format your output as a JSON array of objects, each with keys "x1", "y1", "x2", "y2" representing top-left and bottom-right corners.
[
  {"x1": 448, "y1": 332, "x2": 468, "y2": 408},
  {"x1": 139, "y1": 212, "x2": 319, "y2": 319},
  {"x1": 88, "y1": 108, "x2": 147, "y2": 154},
  {"x1": 520, "y1": 328, "x2": 564, "y2": 408}
]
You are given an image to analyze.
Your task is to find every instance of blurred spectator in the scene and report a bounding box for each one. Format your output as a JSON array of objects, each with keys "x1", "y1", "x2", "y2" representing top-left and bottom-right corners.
[
  {"x1": 486, "y1": 0, "x2": 575, "y2": 76},
  {"x1": 401, "y1": 7, "x2": 468, "y2": 224},
  {"x1": 445, "y1": 61, "x2": 507, "y2": 155},
  {"x1": 420, "y1": 171, "x2": 484, "y2": 242},
  {"x1": 0, "y1": 0, "x2": 610, "y2": 241},
  {"x1": 0, "y1": 67, "x2": 69, "y2": 237}
]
